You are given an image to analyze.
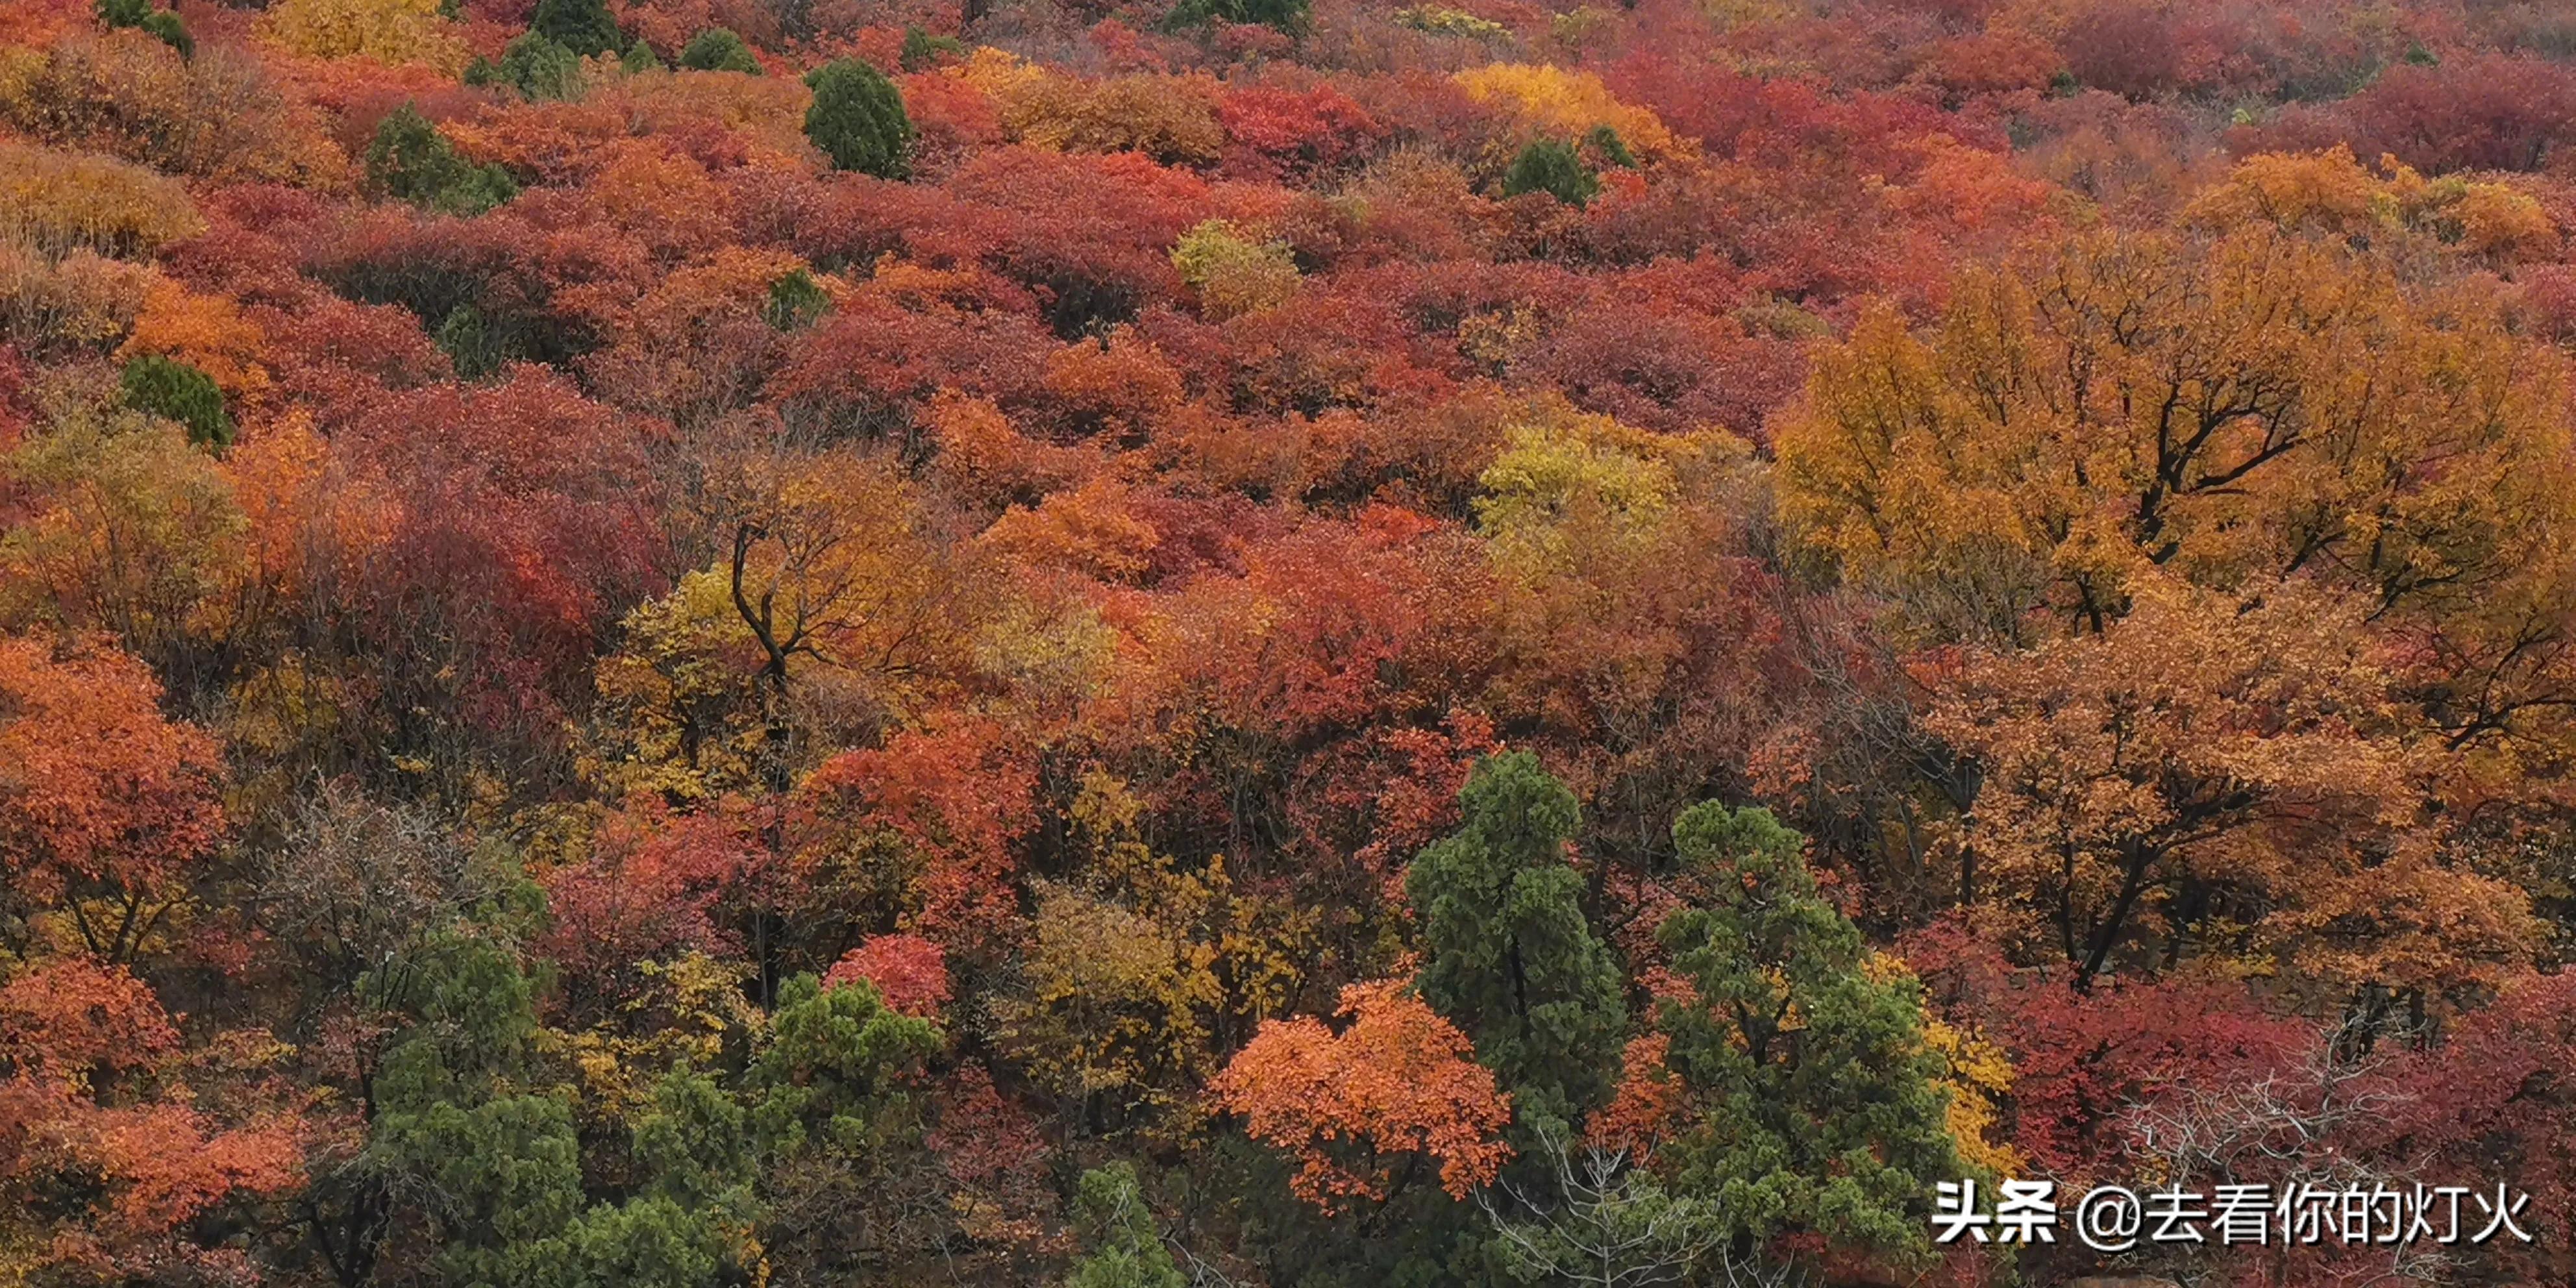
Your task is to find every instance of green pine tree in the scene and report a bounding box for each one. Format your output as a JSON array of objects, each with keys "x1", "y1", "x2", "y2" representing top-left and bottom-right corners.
[
  {"x1": 118, "y1": 354, "x2": 231, "y2": 449},
  {"x1": 360, "y1": 932, "x2": 766, "y2": 1288},
  {"x1": 632, "y1": 1067, "x2": 755, "y2": 1209},
  {"x1": 1653, "y1": 802, "x2": 1961, "y2": 1265},
  {"x1": 360, "y1": 933, "x2": 586, "y2": 1287},
  {"x1": 498, "y1": 31, "x2": 586, "y2": 101},
  {"x1": 747, "y1": 973, "x2": 943, "y2": 1157},
  {"x1": 1065, "y1": 1163, "x2": 1185, "y2": 1288},
  {"x1": 802, "y1": 58, "x2": 913, "y2": 178},
  {"x1": 1407, "y1": 751, "x2": 1626, "y2": 1130}
]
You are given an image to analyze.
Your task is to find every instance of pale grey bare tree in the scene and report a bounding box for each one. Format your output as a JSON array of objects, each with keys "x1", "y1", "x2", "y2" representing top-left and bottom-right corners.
[
  {"x1": 1480, "y1": 1121, "x2": 1800, "y2": 1288},
  {"x1": 2122, "y1": 1020, "x2": 2455, "y2": 1288}
]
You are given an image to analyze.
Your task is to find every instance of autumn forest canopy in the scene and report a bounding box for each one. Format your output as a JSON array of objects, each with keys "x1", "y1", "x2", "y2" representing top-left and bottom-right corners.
[{"x1": 8, "y1": 0, "x2": 2576, "y2": 1284}]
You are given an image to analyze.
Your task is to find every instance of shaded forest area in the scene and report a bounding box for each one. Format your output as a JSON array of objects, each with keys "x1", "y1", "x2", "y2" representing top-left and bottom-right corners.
[{"x1": 6, "y1": 0, "x2": 2576, "y2": 1283}]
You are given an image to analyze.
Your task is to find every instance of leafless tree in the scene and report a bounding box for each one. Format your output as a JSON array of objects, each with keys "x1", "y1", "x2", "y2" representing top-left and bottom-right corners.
[
  {"x1": 2121, "y1": 1019, "x2": 2459, "y2": 1288},
  {"x1": 1480, "y1": 1121, "x2": 1798, "y2": 1288},
  {"x1": 251, "y1": 776, "x2": 483, "y2": 1003}
]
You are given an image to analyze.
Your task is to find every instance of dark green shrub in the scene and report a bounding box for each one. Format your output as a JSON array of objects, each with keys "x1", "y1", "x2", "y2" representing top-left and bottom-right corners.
[
  {"x1": 435, "y1": 304, "x2": 514, "y2": 380},
  {"x1": 120, "y1": 354, "x2": 232, "y2": 449},
  {"x1": 95, "y1": 0, "x2": 190, "y2": 58},
  {"x1": 136, "y1": 10, "x2": 192, "y2": 58},
  {"x1": 1502, "y1": 138, "x2": 1598, "y2": 205},
  {"x1": 498, "y1": 32, "x2": 584, "y2": 101},
  {"x1": 900, "y1": 26, "x2": 964, "y2": 71},
  {"x1": 1167, "y1": 0, "x2": 1309, "y2": 34},
  {"x1": 620, "y1": 38, "x2": 663, "y2": 73},
  {"x1": 679, "y1": 27, "x2": 760, "y2": 73},
  {"x1": 802, "y1": 59, "x2": 912, "y2": 179},
  {"x1": 366, "y1": 104, "x2": 518, "y2": 216},
  {"x1": 763, "y1": 269, "x2": 830, "y2": 331},
  {"x1": 1584, "y1": 123, "x2": 1634, "y2": 168},
  {"x1": 531, "y1": 0, "x2": 621, "y2": 56}
]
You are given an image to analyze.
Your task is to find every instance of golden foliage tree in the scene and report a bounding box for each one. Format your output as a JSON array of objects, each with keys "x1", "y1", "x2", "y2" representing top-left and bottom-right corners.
[
  {"x1": 0, "y1": 142, "x2": 202, "y2": 259},
  {"x1": 1778, "y1": 223, "x2": 2573, "y2": 649},
  {"x1": 258, "y1": 0, "x2": 468, "y2": 71},
  {"x1": 1919, "y1": 573, "x2": 2542, "y2": 991}
]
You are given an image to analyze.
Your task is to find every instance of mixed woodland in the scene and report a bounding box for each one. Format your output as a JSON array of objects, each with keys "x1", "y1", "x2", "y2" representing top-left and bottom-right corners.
[{"x1": 6, "y1": 0, "x2": 2576, "y2": 1283}]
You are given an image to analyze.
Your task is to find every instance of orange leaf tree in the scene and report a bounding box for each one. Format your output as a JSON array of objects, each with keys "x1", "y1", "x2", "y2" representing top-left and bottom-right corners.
[
  {"x1": 0, "y1": 956, "x2": 303, "y2": 1282},
  {"x1": 1211, "y1": 978, "x2": 1513, "y2": 1213},
  {"x1": 0, "y1": 634, "x2": 225, "y2": 961}
]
